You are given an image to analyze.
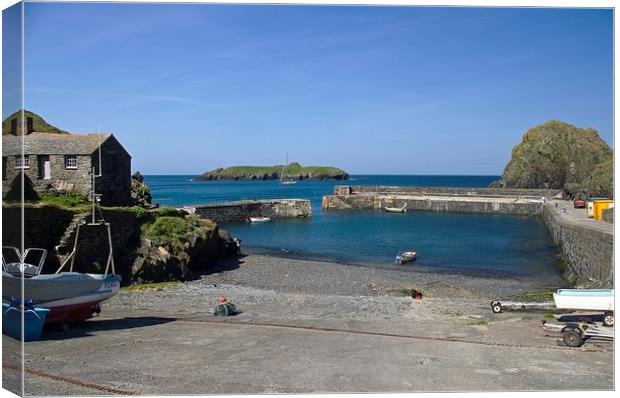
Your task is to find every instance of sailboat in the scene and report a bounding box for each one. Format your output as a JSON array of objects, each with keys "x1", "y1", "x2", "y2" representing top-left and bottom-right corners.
[{"x1": 280, "y1": 152, "x2": 297, "y2": 185}]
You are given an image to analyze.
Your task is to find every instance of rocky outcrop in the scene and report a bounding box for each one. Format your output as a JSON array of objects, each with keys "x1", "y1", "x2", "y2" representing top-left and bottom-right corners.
[
  {"x1": 130, "y1": 216, "x2": 240, "y2": 284},
  {"x1": 131, "y1": 171, "x2": 152, "y2": 207},
  {"x1": 6, "y1": 204, "x2": 240, "y2": 285},
  {"x1": 494, "y1": 120, "x2": 612, "y2": 193},
  {"x1": 584, "y1": 159, "x2": 613, "y2": 198}
]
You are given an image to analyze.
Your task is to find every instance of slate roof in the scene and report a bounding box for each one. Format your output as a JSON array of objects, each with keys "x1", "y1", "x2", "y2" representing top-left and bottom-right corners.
[{"x1": 2, "y1": 132, "x2": 113, "y2": 156}]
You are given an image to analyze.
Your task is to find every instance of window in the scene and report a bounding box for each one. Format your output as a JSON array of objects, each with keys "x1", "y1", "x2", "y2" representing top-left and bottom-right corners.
[
  {"x1": 65, "y1": 155, "x2": 78, "y2": 169},
  {"x1": 15, "y1": 155, "x2": 29, "y2": 169}
]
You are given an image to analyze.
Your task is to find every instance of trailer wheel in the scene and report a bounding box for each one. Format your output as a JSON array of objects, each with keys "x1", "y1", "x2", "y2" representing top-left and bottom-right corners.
[
  {"x1": 491, "y1": 301, "x2": 502, "y2": 314},
  {"x1": 562, "y1": 327, "x2": 584, "y2": 347},
  {"x1": 603, "y1": 312, "x2": 614, "y2": 327}
]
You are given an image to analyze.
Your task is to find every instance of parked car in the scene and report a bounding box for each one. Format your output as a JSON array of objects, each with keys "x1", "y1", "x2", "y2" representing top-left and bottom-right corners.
[{"x1": 573, "y1": 198, "x2": 586, "y2": 208}]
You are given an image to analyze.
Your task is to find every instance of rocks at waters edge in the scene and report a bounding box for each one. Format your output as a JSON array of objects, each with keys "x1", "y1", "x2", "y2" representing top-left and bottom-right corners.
[
  {"x1": 493, "y1": 120, "x2": 613, "y2": 196},
  {"x1": 130, "y1": 217, "x2": 240, "y2": 284},
  {"x1": 131, "y1": 171, "x2": 153, "y2": 207}
]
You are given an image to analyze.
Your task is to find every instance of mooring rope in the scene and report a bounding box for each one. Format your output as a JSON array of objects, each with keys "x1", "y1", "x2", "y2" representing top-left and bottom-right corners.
[{"x1": 2, "y1": 363, "x2": 137, "y2": 395}]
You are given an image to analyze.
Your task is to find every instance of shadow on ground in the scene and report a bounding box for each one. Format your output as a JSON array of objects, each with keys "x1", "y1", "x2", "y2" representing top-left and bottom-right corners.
[
  {"x1": 40, "y1": 316, "x2": 176, "y2": 340},
  {"x1": 201, "y1": 255, "x2": 246, "y2": 276},
  {"x1": 557, "y1": 313, "x2": 610, "y2": 324}
]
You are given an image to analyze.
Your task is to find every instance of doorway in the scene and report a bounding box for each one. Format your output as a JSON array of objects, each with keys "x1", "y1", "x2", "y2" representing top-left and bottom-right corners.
[{"x1": 38, "y1": 155, "x2": 51, "y2": 180}]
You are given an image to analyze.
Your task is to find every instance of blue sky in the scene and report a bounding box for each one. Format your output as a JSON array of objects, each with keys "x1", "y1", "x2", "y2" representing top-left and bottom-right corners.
[{"x1": 4, "y1": 3, "x2": 614, "y2": 175}]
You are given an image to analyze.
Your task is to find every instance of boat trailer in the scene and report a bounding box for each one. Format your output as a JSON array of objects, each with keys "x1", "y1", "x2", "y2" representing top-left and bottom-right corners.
[
  {"x1": 490, "y1": 300, "x2": 556, "y2": 314},
  {"x1": 541, "y1": 320, "x2": 613, "y2": 347},
  {"x1": 491, "y1": 299, "x2": 614, "y2": 347}
]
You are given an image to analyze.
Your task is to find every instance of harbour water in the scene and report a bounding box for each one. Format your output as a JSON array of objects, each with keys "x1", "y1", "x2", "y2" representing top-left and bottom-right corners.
[{"x1": 145, "y1": 175, "x2": 560, "y2": 278}]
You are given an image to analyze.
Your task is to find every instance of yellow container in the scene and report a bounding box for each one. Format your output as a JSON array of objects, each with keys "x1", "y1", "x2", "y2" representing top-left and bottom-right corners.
[
  {"x1": 593, "y1": 200, "x2": 614, "y2": 220},
  {"x1": 587, "y1": 201, "x2": 596, "y2": 218}
]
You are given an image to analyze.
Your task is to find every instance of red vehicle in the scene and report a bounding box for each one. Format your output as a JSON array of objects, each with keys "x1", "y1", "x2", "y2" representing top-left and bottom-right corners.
[{"x1": 573, "y1": 198, "x2": 586, "y2": 208}]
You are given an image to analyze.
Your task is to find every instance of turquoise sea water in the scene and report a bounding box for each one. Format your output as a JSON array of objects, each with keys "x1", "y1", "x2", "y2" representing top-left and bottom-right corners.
[{"x1": 145, "y1": 175, "x2": 560, "y2": 278}]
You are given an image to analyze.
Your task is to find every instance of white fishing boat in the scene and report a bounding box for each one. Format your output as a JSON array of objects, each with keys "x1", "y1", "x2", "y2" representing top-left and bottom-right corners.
[
  {"x1": 2, "y1": 242, "x2": 120, "y2": 325},
  {"x1": 280, "y1": 152, "x2": 297, "y2": 185},
  {"x1": 385, "y1": 203, "x2": 407, "y2": 213},
  {"x1": 553, "y1": 289, "x2": 614, "y2": 311},
  {"x1": 395, "y1": 251, "x2": 416, "y2": 264},
  {"x1": 249, "y1": 217, "x2": 271, "y2": 223}
]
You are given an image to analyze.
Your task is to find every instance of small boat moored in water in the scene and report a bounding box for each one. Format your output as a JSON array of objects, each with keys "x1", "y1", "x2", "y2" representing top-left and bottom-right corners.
[
  {"x1": 384, "y1": 203, "x2": 407, "y2": 213},
  {"x1": 249, "y1": 217, "x2": 272, "y2": 223},
  {"x1": 395, "y1": 251, "x2": 417, "y2": 264}
]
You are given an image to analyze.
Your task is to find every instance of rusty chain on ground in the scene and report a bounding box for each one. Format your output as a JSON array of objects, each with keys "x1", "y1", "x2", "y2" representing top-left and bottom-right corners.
[
  {"x1": 1, "y1": 315, "x2": 608, "y2": 395},
  {"x1": 2, "y1": 363, "x2": 137, "y2": 395},
  {"x1": 174, "y1": 316, "x2": 610, "y2": 352}
]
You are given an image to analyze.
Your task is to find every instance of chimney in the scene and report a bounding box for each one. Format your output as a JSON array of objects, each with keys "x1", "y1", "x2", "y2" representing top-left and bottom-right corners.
[
  {"x1": 26, "y1": 117, "x2": 34, "y2": 134},
  {"x1": 10, "y1": 116, "x2": 34, "y2": 135}
]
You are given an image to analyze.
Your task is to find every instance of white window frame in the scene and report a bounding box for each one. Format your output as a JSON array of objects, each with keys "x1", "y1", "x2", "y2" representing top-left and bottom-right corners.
[
  {"x1": 65, "y1": 155, "x2": 78, "y2": 169},
  {"x1": 15, "y1": 155, "x2": 29, "y2": 169}
]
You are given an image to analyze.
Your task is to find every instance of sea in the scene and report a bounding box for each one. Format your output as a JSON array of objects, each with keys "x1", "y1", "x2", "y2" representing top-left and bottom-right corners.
[{"x1": 145, "y1": 175, "x2": 560, "y2": 279}]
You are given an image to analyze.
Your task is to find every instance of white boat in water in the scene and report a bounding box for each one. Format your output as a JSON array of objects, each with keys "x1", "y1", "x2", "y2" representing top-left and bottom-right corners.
[
  {"x1": 280, "y1": 152, "x2": 297, "y2": 185},
  {"x1": 553, "y1": 289, "x2": 614, "y2": 312},
  {"x1": 385, "y1": 204, "x2": 407, "y2": 213},
  {"x1": 395, "y1": 251, "x2": 417, "y2": 264},
  {"x1": 249, "y1": 217, "x2": 272, "y2": 223}
]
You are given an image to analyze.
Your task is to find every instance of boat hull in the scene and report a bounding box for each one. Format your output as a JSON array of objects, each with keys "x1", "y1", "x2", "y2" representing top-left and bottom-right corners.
[
  {"x1": 385, "y1": 208, "x2": 406, "y2": 213},
  {"x1": 396, "y1": 252, "x2": 417, "y2": 264},
  {"x1": 249, "y1": 217, "x2": 271, "y2": 223},
  {"x1": 2, "y1": 274, "x2": 121, "y2": 323},
  {"x1": 553, "y1": 289, "x2": 614, "y2": 311}
]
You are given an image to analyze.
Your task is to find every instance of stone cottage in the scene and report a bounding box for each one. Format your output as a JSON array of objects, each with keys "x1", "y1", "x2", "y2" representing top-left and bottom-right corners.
[{"x1": 2, "y1": 125, "x2": 132, "y2": 205}]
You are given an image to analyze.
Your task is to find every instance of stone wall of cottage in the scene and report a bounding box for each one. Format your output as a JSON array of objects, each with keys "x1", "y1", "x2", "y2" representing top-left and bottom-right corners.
[
  {"x1": 3, "y1": 154, "x2": 93, "y2": 197},
  {"x1": 92, "y1": 136, "x2": 132, "y2": 205},
  {"x1": 2, "y1": 136, "x2": 131, "y2": 205}
]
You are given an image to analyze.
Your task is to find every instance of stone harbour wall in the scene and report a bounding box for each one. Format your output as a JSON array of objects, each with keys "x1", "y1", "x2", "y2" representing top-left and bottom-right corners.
[
  {"x1": 321, "y1": 194, "x2": 543, "y2": 216},
  {"x1": 194, "y1": 199, "x2": 312, "y2": 223},
  {"x1": 542, "y1": 205, "x2": 613, "y2": 288},
  {"x1": 336, "y1": 185, "x2": 560, "y2": 199}
]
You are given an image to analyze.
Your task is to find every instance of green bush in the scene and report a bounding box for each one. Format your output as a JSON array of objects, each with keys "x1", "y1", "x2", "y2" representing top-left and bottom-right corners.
[
  {"x1": 40, "y1": 190, "x2": 89, "y2": 207},
  {"x1": 144, "y1": 216, "x2": 205, "y2": 247}
]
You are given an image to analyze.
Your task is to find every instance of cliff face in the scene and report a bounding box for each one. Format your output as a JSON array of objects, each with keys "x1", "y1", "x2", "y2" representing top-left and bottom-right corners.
[{"x1": 496, "y1": 120, "x2": 612, "y2": 194}]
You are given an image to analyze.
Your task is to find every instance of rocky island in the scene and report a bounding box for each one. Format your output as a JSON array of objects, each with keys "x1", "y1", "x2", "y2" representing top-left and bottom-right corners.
[
  {"x1": 491, "y1": 120, "x2": 613, "y2": 197},
  {"x1": 197, "y1": 162, "x2": 349, "y2": 181}
]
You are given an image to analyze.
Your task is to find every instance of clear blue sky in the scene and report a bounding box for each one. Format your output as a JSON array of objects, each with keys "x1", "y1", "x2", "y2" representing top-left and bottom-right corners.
[{"x1": 4, "y1": 3, "x2": 614, "y2": 175}]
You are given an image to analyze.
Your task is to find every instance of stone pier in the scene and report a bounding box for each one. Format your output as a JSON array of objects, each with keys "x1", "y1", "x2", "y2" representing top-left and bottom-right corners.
[
  {"x1": 542, "y1": 200, "x2": 613, "y2": 288},
  {"x1": 194, "y1": 199, "x2": 312, "y2": 223},
  {"x1": 322, "y1": 185, "x2": 560, "y2": 216}
]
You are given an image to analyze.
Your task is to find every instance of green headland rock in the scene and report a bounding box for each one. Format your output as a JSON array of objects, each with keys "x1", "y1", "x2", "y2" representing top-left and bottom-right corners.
[{"x1": 495, "y1": 120, "x2": 612, "y2": 196}]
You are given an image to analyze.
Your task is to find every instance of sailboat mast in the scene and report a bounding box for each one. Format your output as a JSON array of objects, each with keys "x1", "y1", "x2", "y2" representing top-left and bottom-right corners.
[{"x1": 280, "y1": 152, "x2": 288, "y2": 182}]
